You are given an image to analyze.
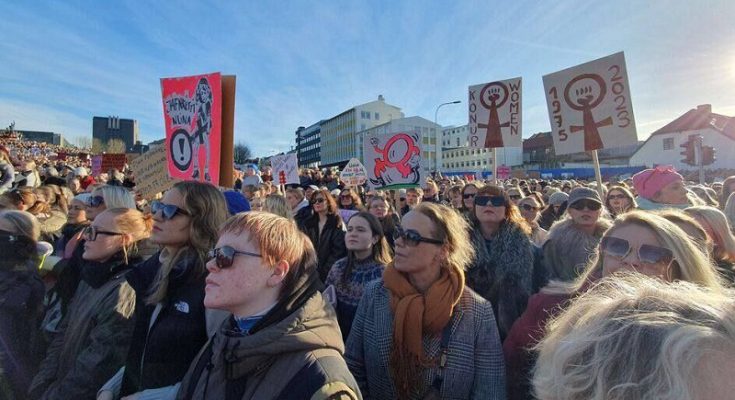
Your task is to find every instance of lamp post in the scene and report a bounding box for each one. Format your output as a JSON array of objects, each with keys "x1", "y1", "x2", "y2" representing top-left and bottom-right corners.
[{"x1": 434, "y1": 100, "x2": 461, "y2": 173}]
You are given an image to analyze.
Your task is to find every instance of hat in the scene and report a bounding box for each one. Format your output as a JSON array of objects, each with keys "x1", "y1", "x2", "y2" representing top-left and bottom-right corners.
[
  {"x1": 330, "y1": 188, "x2": 341, "y2": 197},
  {"x1": 223, "y1": 190, "x2": 251, "y2": 215},
  {"x1": 74, "y1": 167, "x2": 88, "y2": 177},
  {"x1": 307, "y1": 185, "x2": 319, "y2": 192},
  {"x1": 568, "y1": 187, "x2": 602, "y2": 207},
  {"x1": 548, "y1": 191, "x2": 569, "y2": 206},
  {"x1": 73, "y1": 193, "x2": 91, "y2": 205},
  {"x1": 632, "y1": 166, "x2": 684, "y2": 200}
]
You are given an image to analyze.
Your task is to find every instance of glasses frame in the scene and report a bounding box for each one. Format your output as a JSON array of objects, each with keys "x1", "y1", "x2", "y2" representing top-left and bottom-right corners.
[
  {"x1": 474, "y1": 195, "x2": 506, "y2": 207},
  {"x1": 207, "y1": 245, "x2": 262, "y2": 269},
  {"x1": 151, "y1": 200, "x2": 190, "y2": 220},
  {"x1": 393, "y1": 226, "x2": 444, "y2": 247},
  {"x1": 83, "y1": 225, "x2": 125, "y2": 241},
  {"x1": 600, "y1": 236, "x2": 674, "y2": 265},
  {"x1": 521, "y1": 203, "x2": 539, "y2": 212},
  {"x1": 568, "y1": 200, "x2": 602, "y2": 211},
  {"x1": 87, "y1": 195, "x2": 105, "y2": 208}
]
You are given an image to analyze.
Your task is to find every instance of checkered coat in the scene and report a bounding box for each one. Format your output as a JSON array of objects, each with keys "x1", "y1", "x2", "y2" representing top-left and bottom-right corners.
[{"x1": 345, "y1": 280, "x2": 507, "y2": 399}]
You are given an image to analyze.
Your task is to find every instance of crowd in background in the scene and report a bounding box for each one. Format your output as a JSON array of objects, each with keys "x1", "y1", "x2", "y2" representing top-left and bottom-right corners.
[{"x1": 2, "y1": 136, "x2": 735, "y2": 399}]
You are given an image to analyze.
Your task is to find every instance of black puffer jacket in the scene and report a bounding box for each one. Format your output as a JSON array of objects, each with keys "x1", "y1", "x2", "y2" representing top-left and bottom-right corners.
[
  {"x1": 120, "y1": 250, "x2": 210, "y2": 397},
  {"x1": 301, "y1": 214, "x2": 346, "y2": 282}
]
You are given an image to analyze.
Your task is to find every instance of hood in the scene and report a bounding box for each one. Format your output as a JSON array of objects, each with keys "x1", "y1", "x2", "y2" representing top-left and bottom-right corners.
[
  {"x1": 214, "y1": 291, "x2": 343, "y2": 378},
  {"x1": 635, "y1": 196, "x2": 691, "y2": 211}
]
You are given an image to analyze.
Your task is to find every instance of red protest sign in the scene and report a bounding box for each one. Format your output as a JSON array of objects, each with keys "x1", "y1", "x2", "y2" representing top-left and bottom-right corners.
[{"x1": 161, "y1": 73, "x2": 222, "y2": 185}]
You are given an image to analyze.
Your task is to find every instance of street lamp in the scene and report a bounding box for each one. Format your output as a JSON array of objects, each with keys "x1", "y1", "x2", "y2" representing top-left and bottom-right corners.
[{"x1": 434, "y1": 100, "x2": 462, "y2": 173}]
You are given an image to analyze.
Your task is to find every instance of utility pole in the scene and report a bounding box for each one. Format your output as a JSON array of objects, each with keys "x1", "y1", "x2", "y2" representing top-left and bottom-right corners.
[{"x1": 695, "y1": 135, "x2": 704, "y2": 184}]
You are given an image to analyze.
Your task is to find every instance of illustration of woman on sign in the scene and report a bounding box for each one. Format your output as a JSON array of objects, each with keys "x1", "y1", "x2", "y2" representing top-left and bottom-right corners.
[{"x1": 191, "y1": 78, "x2": 213, "y2": 181}]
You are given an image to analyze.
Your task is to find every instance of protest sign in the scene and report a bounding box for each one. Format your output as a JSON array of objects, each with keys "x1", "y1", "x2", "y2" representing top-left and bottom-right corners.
[
  {"x1": 161, "y1": 72, "x2": 223, "y2": 185},
  {"x1": 101, "y1": 153, "x2": 127, "y2": 172},
  {"x1": 91, "y1": 156, "x2": 102, "y2": 176},
  {"x1": 542, "y1": 52, "x2": 638, "y2": 155},
  {"x1": 270, "y1": 154, "x2": 300, "y2": 185},
  {"x1": 340, "y1": 158, "x2": 368, "y2": 187},
  {"x1": 468, "y1": 77, "x2": 522, "y2": 148},
  {"x1": 497, "y1": 165, "x2": 511, "y2": 180},
  {"x1": 129, "y1": 146, "x2": 176, "y2": 200},
  {"x1": 363, "y1": 131, "x2": 423, "y2": 190}
]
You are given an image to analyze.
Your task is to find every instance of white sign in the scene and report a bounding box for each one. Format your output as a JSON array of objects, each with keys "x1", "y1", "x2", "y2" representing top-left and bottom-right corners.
[
  {"x1": 363, "y1": 131, "x2": 423, "y2": 190},
  {"x1": 270, "y1": 154, "x2": 299, "y2": 185},
  {"x1": 543, "y1": 52, "x2": 638, "y2": 155},
  {"x1": 340, "y1": 158, "x2": 368, "y2": 187},
  {"x1": 468, "y1": 77, "x2": 522, "y2": 148}
]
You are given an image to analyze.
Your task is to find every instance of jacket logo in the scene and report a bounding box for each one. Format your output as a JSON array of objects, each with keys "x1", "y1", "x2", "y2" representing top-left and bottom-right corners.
[{"x1": 174, "y1": 301, "x2": 190, "y2": 314}]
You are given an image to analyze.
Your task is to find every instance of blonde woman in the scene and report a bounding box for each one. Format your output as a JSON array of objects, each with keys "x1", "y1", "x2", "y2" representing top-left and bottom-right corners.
[
  {"x1": 685, "y1": 205, "x2": 735, "y2": 283},
  {"x1": 30, "y1": 208, "x2": 151, "y2": 399},
  {"x1": 263, "y1": 194, "x2": 292, "y2": 219},
  {"x1": 724, "y1": 192, "x2": 735, "y2": 234},
  {"x1": 533, "y1": 274, "x2": 735, "y2": 400},
  {"x1": 98, "y1": 181, "x2": 228, "y2": 400},
  {"x1": 504, "y1": 211, "x2": 723, "y2": 400}
]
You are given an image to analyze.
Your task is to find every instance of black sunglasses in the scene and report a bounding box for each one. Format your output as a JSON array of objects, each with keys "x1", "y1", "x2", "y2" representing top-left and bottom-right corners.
[
  {"x1": 521, "y1": 203, "x2": 539, "y2": 212},
  {"x1": 474, "y1": 195, "x2": 506, "y2": 207},
  {"x1": 608, "y1": 194, "x2": 627, "y2": 200},
  {"x1": 399, "y1": 197, "x2": 406, "y2": 201},
  {"x1": 83, "y1": 225, "x2": 125, "y2": 241},
  {"x1": 462, "y1": 193, "x2": 476, "y2": 199},
  {"x1": 509, "y1": 194, "x2": 522, "y2": 200},
  {"x1": 87, "y1": 195, "x2": 105, "y2": 208},
  {"x1": 569, "y1": 199, "x2": 602, "y2": 211},
  {"x1": 601, "y1": 236, "x2": 674, "y2": 265},
  {"x1": 393, "y1": 226, "x2": 444, "y2": 247},
  {"x1": 207, "y1": 245, "x2": 262, "y2": 269},
  {"x1": 151, "y1": 200, "x2": 190, "y2": 220},
  {"x1": 311, "y1": 197, "x2": 326, "y2": 205}
]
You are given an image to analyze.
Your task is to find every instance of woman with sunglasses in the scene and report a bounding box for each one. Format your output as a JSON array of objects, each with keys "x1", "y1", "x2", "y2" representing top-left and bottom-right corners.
[
  {"x1": 176, "y1": 212, "x2": 360, "y2": 399},
  {"x1": 447, "y1": 184, "x2": 464, "y2": 209},
  {"x1": 605, "y1": 185, "x2": 637, "y2": 218},
  {"x1": 504, "y1": 210, "x2": 723, "y2": 400},
  {"x1": 0, "y1": 211, "x2": 45, "y2": 399},
  {"x1": 465, "y1": 185, "x2": 534, "y2": 340},
  {"x1": 368, "y1": 195, "x2": 400, "y2": 251},
  {"x1": 685, "y1": 206, "x2": 735, "y2": 284},
  {"x1": 301, "y1": 189, "x2": 346, "y2": 282},
  {"x1": 518, "y1": 196, "x2": 548, "y2": 247},
  {"x1": 543, "y1": 187, "x2": 612, "y2": 282},
  {"x1": 325, "y1": 212, "x2": 392, "y2": 339},
  {"x1": 97, "y1": 182, "x2": 228, "y2": 400},
  {"x1": 459, "y1": 182, "x2": 482, "y2": 216},
  {"x1": 506, "y1": 185, "x2": 524, "y2": 205},
  {"x1": 29, "y1": 208, "x2": 150, "y2": 399},
  {"x1": 346, "y1": 203, "x2": 505, "y2": 399}
]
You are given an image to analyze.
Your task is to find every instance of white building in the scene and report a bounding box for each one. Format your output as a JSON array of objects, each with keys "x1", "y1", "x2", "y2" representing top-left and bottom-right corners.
[
  {"x1": 356, "y1": 116, "x2": 442, "y2": 173},
  {"x1": 320, "y1": 95, "x2": 404, "y2": 167},
  {"x1": 441, "y1": 124, "x2": 523, "y2": 175},
  {"x1": 629, "y1": 104, "x2": 735, "y2": 170}
]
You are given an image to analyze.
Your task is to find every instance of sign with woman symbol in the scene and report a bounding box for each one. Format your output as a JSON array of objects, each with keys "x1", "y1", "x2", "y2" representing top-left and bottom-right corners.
[
  {"x1": 468, "y1": 77, "x2": 522, "y2": 149},
  {"x1": 542, "y1": 52, "x2": 638, "y2": 156}
]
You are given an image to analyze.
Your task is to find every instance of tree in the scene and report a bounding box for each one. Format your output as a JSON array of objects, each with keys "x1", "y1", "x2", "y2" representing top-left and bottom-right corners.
[
  {"x1": 106, "y1": 139, "x2": 127, "y2": 154},
  {"x1": 234, "y1": 142, "x2": 252, "y2": 164},
  {"x1": 75, "y1": 136, "x2": 92, "y2": 149}
]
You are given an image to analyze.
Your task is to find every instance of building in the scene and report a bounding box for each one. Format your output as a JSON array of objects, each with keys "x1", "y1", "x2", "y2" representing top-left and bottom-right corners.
[
  {"x1": 295, "y1": 121, "x2": 322, "y2": 168},
  {"x1": 17, "y1": 130, "x2": 65, "y2": 146},
  {"x1": 629, "y1": 104, "x2": 735, "y2": 170},
  {"x1": 356, "y1": 116, "x2": 442, "y2": 173},
  {"x1": 92, "y1": 116, "x2": 139, "y2": 152},
  {"x1": 440, "y1": 124, "x2": 522, "y2": 176},
  {"x1": 320, "y1": 96, "x2": 404, "y2": 168}
]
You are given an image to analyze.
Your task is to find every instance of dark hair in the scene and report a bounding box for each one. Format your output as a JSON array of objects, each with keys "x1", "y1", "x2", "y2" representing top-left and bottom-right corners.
[
  {"x1": 471, "y1": 185, "x2": 531, "y2": 235},
  {"x1": 339, "y1": 188, "x2": 364, "y2": 210},
  {"x1": 342, "y1": 212, "x2": 392, "y2": 284},
  {"x1": 311, "y1": 188, "x2": 340, "y2": 217}
]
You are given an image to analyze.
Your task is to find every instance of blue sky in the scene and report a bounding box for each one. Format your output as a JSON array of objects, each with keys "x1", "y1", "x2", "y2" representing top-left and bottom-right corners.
[{"x1": 1, "y1": 1, "x2": 734, "y2": 156}]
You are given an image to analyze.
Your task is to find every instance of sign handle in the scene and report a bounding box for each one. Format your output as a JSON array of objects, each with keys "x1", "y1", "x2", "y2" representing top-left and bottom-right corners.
[
  {"x1": 591, "y1": 149, "x2": 604, "y2": 200},
  {"x1": 492, "y1": 147, "x2": 498, "y2": 184}
]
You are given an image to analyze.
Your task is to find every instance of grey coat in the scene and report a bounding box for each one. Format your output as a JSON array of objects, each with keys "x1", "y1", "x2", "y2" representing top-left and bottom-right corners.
[
  {"x1": 345, "y1": 280, "x2": 506, "y2": 400},
  {"x1": 542, "y1": 217, "x2": 611, "y2": 282}
]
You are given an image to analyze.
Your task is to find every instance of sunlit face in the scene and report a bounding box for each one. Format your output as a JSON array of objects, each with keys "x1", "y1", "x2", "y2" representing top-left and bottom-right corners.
[
  {"x1": 450, "y1": 191, "x2": 462, "y2": 208},
  {"x1": 601, "y1": 224, "x2": 674, "y2": 281},
  {"x1": 68, "y1": 179, "x2": 81, "y2": 193},
  {"x1": 311, "y1": 194, "x2": 327, "y2": 213},
  {"x1": 150, "y1": 189, "x2": 191, "y2": 247},
  {"x1": 85, "y1": 190, "x2": 106, "y2": 221},
  {"x1": 393, "y1": 211, "x2": 443, "y2": 276},
  {"x1": 340, "y1": 191, "x2": 354, "y2": 207},
  {"x1": 423, "y1": 185, "x2": 436, "y2": 198},
  {"x1": 82, "y1": 211, "x2": 125, "y2": 262},
  {"x1": 369, "y1": 199, "x2": 388, "y2": 219},
  {"x1": 475, "y1": 195, "x2": 507, "y2": 225},
  {"x1": 250, "y1": 197, "x2": 264, "y2": 211},
  {"x1": 568, "y1": 201, "x2": 602, "y2": 228},
  {"x1": 285, "y1": 193, "x2": 300, "y2": 210},
  {"x1": 462, "y1": 186, "x2": 478, "y2": 208},
  {"x1": 654, "y1": 179, "x2": 688, "y2": 205},
  {"x1": 67, "y1": 199, "x2": 87, "y2": 223},
  {"x1": 406, "y1": 192, "x2": 420, "y2": 207},
  {"x1": 519, "y1": 199, "x2": 541, "y2": 223},
  {"x1": 345, "y1": 216, "x2": 377, "y2": 253},
  {"x1": 607, "y1": 189, "x2": 631, "y2": 210},
  {"x1": 507, "y1": 190, "x2": 523, "y2": 205}
]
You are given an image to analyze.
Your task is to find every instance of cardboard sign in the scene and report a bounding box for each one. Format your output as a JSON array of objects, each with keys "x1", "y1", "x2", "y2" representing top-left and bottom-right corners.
[
  {"x1": 270, "y1": 154, "x2": 300, "y2": 185},
  {"x1": 161, "y1": 72, "x2": 223, "y2": 185},
  {"x1": 340, "y1": 158, "x2": 368, "y2": 187},
  {"x1": 468, "y1": 77, "x2": 522, "y2": 148},
  {"x1": 363, "y1": 131, "x2": 423, "y2": 190},
  {"x1": 543, "y1": 52, "x2": 638, "y2": 155},
  {"x1": 101, "y1": 154, "x2": 127, "y2": 172},
  {"x1": 129, "y1": 146, "x2": 177, "y2": 200},
  {"x1": 91, "y1": 156, "x2": 102, "y2": 176}
]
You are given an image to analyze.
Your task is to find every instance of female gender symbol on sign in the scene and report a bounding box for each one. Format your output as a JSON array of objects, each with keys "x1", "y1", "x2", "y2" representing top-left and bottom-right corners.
[
  {"x1": 563, "y1": 74, "x2": 613, "y2": 151},
  {"x1": 369, "y1": 133, "x2": 420, "y2": 187},
  {"x1": 479, "y1": 81, "x2": 510, "y2": 148}
]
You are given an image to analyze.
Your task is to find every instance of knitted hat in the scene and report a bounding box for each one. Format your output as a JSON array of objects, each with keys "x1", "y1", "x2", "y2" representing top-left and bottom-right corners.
[
  {"x1": 632, "y1": 166, "x2": 683, "y2": 200},
  {"x1": 568, "y1": 187, "x2": 602, "y2": 207},
  {"x1": 548, "y1": 191, "x2": 569, "y2": 206}
]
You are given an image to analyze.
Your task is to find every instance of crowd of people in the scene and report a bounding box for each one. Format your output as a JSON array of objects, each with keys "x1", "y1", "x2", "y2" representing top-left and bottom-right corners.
[{"x1": 3, "y1": 135, "x2": 735, "y2": 399}]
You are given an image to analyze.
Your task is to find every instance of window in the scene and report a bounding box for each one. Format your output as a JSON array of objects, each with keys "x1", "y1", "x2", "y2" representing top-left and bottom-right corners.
[
  {"x1": 663, "y1": 137, "x2": 674, "y2": 150},
  {"x1": 456, "y1": 138, "x2": 460, "y2": 147},
  {"x1": 374, "y1": 112, "x2": 380, "y2": 120}
]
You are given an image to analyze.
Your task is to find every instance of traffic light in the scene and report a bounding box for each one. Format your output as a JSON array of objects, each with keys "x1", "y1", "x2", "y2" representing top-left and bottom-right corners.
[
  {"x1": 701, "y1": 145, "x2": 716, "y2": 166},
  {"x1": 680, "y1": 138, "x2": 695, "y2": 166}
]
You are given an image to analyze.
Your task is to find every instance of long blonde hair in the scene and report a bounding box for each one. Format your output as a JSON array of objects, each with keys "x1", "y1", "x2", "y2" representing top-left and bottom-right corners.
[
  {"x1": 263, "y1": 194, "x2": 292, "y2": 220},
  {"x1": 102, "y1": 208, "x2": 153, "y2": 264},
  {"x1": 685, "y1": 206, "x2": 735, "y2": 264},
  {"x1": 146, "y1": 181, "x2": 228, "y2": 305},
  {"x1": 543, "y1": 210, "x2": 724, "y2": 295},
  {"x1": 533, "y1": 274, "x2": 735, "y2": 400}
]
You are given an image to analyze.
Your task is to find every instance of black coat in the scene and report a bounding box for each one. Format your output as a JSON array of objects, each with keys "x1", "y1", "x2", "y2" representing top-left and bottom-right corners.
[
  {"x1": 0, "y1": 268, "x2": 44, "y2": 399},
  {"x1": 121, "y1": 251, "x2": 209, "y2": 396},
  {"x1": 302, "y1": 214, "x2": 346, "y2": 282}
]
